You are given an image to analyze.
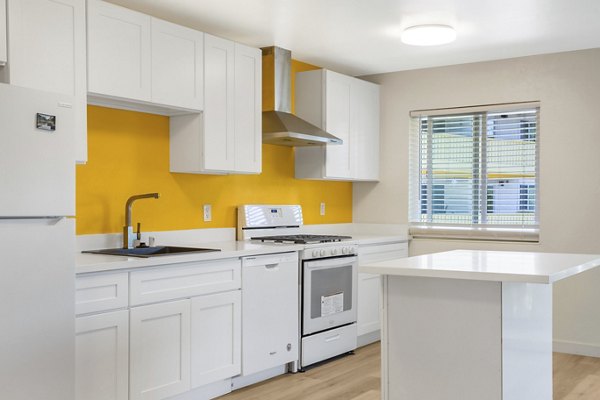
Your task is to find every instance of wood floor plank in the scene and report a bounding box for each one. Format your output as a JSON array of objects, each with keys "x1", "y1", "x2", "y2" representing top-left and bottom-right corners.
[
  {"x1": 554, "y1": 352, "x2": 600, "y2": 400},
  {"x1": 220, "y1": 343, "x2": 600, "y2": 400}
]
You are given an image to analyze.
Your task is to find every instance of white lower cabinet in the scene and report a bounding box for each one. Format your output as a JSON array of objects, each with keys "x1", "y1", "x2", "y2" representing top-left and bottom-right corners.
[
  {"x1": 191, "y1": 290, "x2": 242, "y2": 387},
  {"x1": 76, "y1": 254, "x2": 296, "y2": 399},
  {"x1": 357, "y1": 241, "x2": 408, "y2": 346},
  {"x1": 76, "y1": 310, "x2": 129, "y2": 400},
  {"x1": 126, "y1": 259, "x2": 243, "y2": 400},
  {"x1": 357, "y1": 273, "x2": 382, "y2": 336},
  {"x1": 130, "y1": 299, "x2": 191, "y2": 400}
]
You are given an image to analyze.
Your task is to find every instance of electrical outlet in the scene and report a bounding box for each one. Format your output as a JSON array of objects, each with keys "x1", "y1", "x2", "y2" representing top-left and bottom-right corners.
[
  {"x1": 320, "y1": 202, "x2": 326, "y2": 216},
  {"x1": 203, "y1": 204, "x2": 212, "y2": 222}
]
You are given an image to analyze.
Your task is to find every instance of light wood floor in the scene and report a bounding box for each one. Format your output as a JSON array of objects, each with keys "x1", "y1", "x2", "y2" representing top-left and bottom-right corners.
[{"x1": 220, "y1": 342, "x2": 600, "y2": 400}]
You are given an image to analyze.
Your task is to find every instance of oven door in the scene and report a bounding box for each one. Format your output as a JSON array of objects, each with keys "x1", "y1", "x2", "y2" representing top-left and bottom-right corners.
[{"x1": 302, "y1": 255, "x2": 358, "y2": 335}]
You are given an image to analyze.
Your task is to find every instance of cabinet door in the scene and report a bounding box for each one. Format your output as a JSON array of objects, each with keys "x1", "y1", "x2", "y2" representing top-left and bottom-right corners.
[
  {"x1": 233, "y1": 43, "x2": 262, "y2": 174},
  {"x1": 203, "y1": 34, "x2": 235, "y2": 171},
  {"x1": 130, "y1": 300, "x2": 191, "y2": 400},
  {"x1": 357, "y1": 273, "x2": 381, "y2": 336},
  {"x1": 242, "y1": 255, "x2": 299, "y2": 376},
  {"x1": 324, "y1": 70, "x2": 353, "y2": 179},
  {"x1": 87, "y1": 0, "x2": 151, "y2": 102},
  {"x1": 354, "y1": 80, "x2": 380, "y2": 180},
  {"x1": 357, "y1": 242, "x2": 407, "y2": 341},
  {"x1": 151, "y1": 18, "x2": 203, "y2": 111},
  {"x1": 0, "y1": 0, "x2": 6, "y2": 65},
  {"x1": 6, "y1": 0, "x2": 87, "y2": 162},
  {"x1": 191, "y1": 290, "x2": 241, "y2": 388},
  {"x1": 76, "y1": 310, "x2": 129, "y2": 400}
]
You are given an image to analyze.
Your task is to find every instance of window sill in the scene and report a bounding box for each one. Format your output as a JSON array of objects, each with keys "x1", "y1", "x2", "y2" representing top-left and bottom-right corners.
[{"x1": 409, "y1": 225, "x2": 539, "y2": 243}]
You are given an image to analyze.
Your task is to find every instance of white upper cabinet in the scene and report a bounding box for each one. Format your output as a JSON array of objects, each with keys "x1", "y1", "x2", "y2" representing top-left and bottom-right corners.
[
  {"x1": 170, "y1": 35, "x2": 262, "y2": 175},
  {"x1": 324, "y1": 71, "x2": 353, "y2": 179},
  {"x1": 87, "y1": 0, "x2": 151, "y2": 103},
  {"x1": 354, "y1": 79, "x2": 380, "y2": 180},
  {"x1": 295, "y1": 69, "x2": 380, "y2": 181},
  {"x1": 0, "y1": 0, "x2": 6, "y2": 66},
  {"x1": 151, "y1": 18, "x2": 204, "y2": 111},
  {"x1": 5, "y1": 0, "x2": 88, "y2": 163},
  {"x1": 87, "y1": 0, "x2": 203, "y2": 114},
  {"x1": 203, "y1": 34, "x2": 235, "y2": 171},
  {"x1": 233, "y1": 43, "x2": 262, "y2": 174}
]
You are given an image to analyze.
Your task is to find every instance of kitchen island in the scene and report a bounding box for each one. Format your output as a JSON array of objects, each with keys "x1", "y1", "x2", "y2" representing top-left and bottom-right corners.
[{"x1": 361, "y1": 250, "x2": 600, "y2": 400}]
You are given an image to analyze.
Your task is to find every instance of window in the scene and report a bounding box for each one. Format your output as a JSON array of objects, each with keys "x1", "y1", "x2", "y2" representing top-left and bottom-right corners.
[{"x1": 409, "y1": 103, "x2": 539, "y2": 241}]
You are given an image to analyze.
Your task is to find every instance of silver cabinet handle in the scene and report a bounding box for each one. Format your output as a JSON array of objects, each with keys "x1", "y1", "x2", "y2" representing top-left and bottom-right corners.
[{"x1": 325, "y1": 334, "x2": 341, "y2": 342}]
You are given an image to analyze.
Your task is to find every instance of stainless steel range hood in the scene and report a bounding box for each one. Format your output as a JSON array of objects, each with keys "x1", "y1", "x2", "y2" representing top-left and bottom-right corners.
[{"x1": 262, "y1": 46, "x2": 342, "y2": 146}]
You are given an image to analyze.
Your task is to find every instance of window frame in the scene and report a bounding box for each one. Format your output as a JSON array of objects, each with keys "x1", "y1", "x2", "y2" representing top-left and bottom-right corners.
[{"x1": 408, "y1": 102, "x2": 540, "y2": 242}]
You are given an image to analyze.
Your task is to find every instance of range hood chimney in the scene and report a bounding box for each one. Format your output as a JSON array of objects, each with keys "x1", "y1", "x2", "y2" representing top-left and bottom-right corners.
[{"x1": 262, "y1": 46, "x2": 342, "y2": 146}]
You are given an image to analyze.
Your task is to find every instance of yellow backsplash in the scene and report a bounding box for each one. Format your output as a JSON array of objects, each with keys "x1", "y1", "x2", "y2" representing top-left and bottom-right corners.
[{"x1": 76, "y1": 61, "x2": 352, "y2": 234}]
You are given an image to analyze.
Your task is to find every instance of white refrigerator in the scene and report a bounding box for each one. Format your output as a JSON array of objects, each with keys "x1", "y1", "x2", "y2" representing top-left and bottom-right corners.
[{"x1": 0, "y1": 83, "x2": 76, "y2": 400}]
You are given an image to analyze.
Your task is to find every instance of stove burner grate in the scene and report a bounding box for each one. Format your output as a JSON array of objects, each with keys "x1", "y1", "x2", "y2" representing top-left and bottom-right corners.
[{"x1": 252, "y1": 234, "x2": 352, "y2": 244}]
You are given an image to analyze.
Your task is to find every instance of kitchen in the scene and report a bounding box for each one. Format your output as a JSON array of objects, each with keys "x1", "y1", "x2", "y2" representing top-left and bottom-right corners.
[{"x1": 1, "y1": 1, "x2": 600, "y2": 400}]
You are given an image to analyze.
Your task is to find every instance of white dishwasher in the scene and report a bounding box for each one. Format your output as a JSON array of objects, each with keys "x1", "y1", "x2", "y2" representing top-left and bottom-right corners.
[{"x1": 240, "y1": 252, "x2": 299, "y2": 376}]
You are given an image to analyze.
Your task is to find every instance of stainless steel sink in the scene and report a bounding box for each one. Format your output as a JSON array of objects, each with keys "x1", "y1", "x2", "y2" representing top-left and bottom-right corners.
[{"x1": 83, "y1": 246, "x2": 221, "y2": 258}]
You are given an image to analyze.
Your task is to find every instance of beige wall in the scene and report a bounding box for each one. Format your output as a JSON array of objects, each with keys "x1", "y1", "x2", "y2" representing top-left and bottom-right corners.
[{"x1": 354, "y1": 48, "x2": 600, "y2": 355}]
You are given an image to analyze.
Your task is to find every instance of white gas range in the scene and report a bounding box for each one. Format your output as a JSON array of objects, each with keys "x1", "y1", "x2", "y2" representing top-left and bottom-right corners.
[{"x1": 238, "y1": 205, "x2": 358, "y2": 370}]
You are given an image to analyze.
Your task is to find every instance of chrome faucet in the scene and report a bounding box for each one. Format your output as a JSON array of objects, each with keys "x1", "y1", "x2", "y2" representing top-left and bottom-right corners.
[{"x1": 123, "y1": 193, "x2": 160, "y2": 249}]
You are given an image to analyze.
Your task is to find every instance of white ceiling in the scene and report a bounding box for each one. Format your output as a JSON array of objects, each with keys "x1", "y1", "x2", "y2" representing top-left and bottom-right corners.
[{"x1": 108, "y1": 0, "x2": 600, "y2": 76}]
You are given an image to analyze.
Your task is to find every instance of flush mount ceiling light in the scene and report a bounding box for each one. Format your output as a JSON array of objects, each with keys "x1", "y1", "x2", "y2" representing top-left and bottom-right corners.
[{"x1": 401, "y1": 24, "x2": 457, "y2": 46}]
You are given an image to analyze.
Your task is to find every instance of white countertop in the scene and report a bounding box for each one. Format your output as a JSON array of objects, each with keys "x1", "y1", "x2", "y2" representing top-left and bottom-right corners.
[
  {"x1": 360, "y1": 250, "x2": 600, "y2": 283},
  {"x1": 76, "y1": 231, "x2": 409, "y2": 274},
  {"x1": 76, "y1": 241, "x2": 304, "y2": 274}
]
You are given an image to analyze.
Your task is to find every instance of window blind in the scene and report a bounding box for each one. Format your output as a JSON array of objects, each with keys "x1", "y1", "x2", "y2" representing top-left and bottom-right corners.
[{"x1": 409, "y1": 104, "x2": 539, "y2": 241}]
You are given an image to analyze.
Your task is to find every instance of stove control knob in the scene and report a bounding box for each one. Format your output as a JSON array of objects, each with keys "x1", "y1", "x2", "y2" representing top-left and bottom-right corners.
[
  {"x1": 312, "y1": 250, "x2": 319, "y2": 258},
  {"x1": 342, "y1": 247, "x2": 348, "y2": 254},
  {"x1": 331, "y1": 248, "x2": 338, "y2": 255},
  {"x1": 320, "y1": 249, "x2": 326, "y2": 257}
]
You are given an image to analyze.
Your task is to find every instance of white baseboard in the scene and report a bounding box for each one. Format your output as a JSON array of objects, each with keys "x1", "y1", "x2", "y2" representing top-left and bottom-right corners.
[
  {"x1": 358, "y1": 330, "x2": 381, "y2": 347},
  {"x1": 169, "y1": 379, "x2": 231, "y2": 400},
  {"x1": 231, "y1": 365, "x2": 287, "y2": 390},
  {"x1": 554, "y1": 340, "x2": 600, "y2": 357}
]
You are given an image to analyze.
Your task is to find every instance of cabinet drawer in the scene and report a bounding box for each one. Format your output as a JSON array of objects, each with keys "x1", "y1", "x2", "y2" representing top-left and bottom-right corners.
[
  {"x1": 242, "y1": 252, "x2": 298, "y2": 267},
  {"x1": 130, "y1": 259, "x2": 241, "y2": 306},
  {"x1": 359, "y1": 242, "x2": 408, "y2": 264},
  {"x1": 301, "y1": 323, "x2": 357, "y2": 367},
  {"x1": 76, "y1": 272, "x2": 129, "y2": 315}
]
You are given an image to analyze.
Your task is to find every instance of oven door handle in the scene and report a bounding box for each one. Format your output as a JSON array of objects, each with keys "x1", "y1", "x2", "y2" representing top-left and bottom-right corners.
[{"x1": 304, "y1": 256, "x2": 357, "y2": 270}]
